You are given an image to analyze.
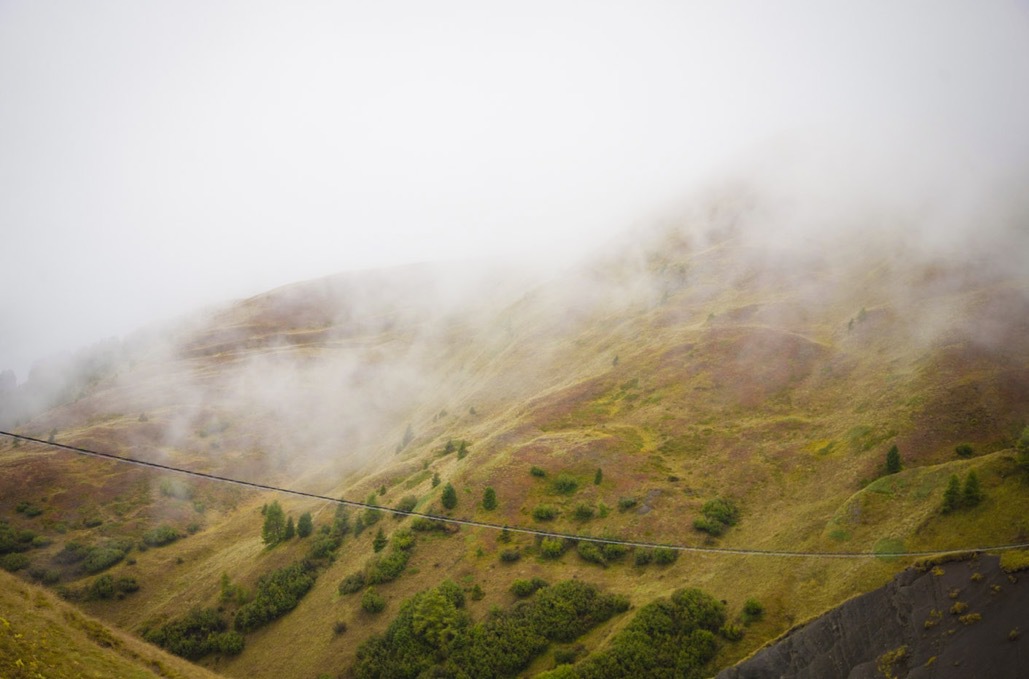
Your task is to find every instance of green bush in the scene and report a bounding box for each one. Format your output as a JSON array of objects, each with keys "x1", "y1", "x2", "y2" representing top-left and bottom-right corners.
[
  {"x1": 700, "y1": 498, "x2": 739, "y2": 526},
  {"x1": 634, "y1": 549, "x2": 653, "y2": 566},
  {"x1": 339, "y1": 572, "x2": 366, "y2": 595},
  {"x1": 617, "y1": 497, "x2": 638, "y2": 512},
  {"x1": 742, "y1": 598, "x2": 764, "y2": 623},
  {"x1": 144, "y1": 608, "x2": 243, "y2": 660},
  {"x1": 297, "y1": 512, "x2": 314, "y2": 537},
  {"x1": 540, "y1": 538, "x2": 566, "y2": 559},
  {"x1": 394, "y1": 495, "x2": 418, "y2": 517},
  {"x1": 653, "y1": 547, "x2": 678, "y2": 565},
  {"x1": 573, "y1": 504, "x2": 595, "y2": 521},
  {"x1": 366, "y1": 548, "x2": 411, "y2": 585},
  {"x1": 693, "y1": 517, "x2": 726, "y2": 536},
  {"x1": 955, "y1": 443, "x2": 974, "y2": 458},
  {"x1": 362, "y1": 587, "x2": 386, "y2": 613},
  {"x1": 576, "y1": 541, "x2": 606, "y2": 566},
  {"x1": 143, "y1": 524, "x2": 181, "y2": 547},
  {"x1": 499, "y1": 548, "x2": 521, "y2": 563},
  {"x1": 552, "y1": 474, "x2": 578, "y2": 494},
  {"x1": 0, "y1": 552, "x2": 29, "y2": 572},
  {"x1": 234, "y1": 561, "x2": 316, "y2": 632},
  {"x1": 532, "y1": 505, "x2": 558, "y2": 521},
  {"x1": 483, "y1": 487, "x2": 498, "y2": 510},
  {"x1": 510, "y1": 578, "x2": 549, "y2": 597},
  {"x1": 531, "y1": 466, "x2": 547, "y2": 478},
  {"x1": 720, "y1": 623, "x2": 744, "y2": 641},
  {"x1": 82, "y1": 545, "x2": 128, "y2": 574},
  {"x1": 441, "y1": 483, "x2": 458, "y2": 510}
]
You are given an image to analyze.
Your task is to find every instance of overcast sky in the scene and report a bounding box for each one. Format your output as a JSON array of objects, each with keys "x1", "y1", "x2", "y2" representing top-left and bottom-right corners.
[{"x1": 2, "y1": 1, "x2": 1028, "y2": 381}]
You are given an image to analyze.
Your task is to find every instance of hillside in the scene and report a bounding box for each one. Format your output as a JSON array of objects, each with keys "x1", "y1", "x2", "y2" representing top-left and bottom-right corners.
[{"x1": 1, "y1": 191, "x2": 1028, "y2": 677}]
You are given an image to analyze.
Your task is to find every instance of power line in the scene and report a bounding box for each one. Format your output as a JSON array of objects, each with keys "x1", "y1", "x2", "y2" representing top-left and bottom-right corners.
[{"x1": 2, "y1": 430, "x2": 1027, "y2": 560}]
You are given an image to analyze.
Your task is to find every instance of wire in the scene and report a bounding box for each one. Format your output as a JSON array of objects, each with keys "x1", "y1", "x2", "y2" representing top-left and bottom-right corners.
[{"x1": 3, "y1": 430, "x2": 1027, "y2": 559}]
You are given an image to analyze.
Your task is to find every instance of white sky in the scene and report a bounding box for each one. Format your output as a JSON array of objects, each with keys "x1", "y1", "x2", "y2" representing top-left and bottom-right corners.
[{"x1": 2, "y1": 1, "x2": 1028, "y2": 381}]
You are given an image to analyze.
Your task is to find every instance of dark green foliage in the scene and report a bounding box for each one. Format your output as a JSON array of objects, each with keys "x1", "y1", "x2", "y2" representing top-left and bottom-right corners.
[
  {"x1": 457, "y1": 440, "x2": 469, "y2": 459},
  {"x1": 600, "y1": 542, "x2": 628, "y2": 562},
  {"x1": 441, "y1": 483, "x2": 458, "y2": 510},
  {"x1": 379, "y1": 484, "x2": 387, "y2": 496},
  {"x1": 339, "y1": 572, "x2": 366, "y2": 595},
  {"x1": 332, "y1": 504, "x2": 351, "y2": 537},
  {"x1": 0, "y1": 552, "x2": 29, "y2": 572},
  {"x1": 719, "y1": 623, "x2": 744, "y2": 641},
  {"x1": 432, "y1": 471, "x2": 441, "y2": 488},
  {"x1": 530, "y1": 466, "x2": 547, "y2": 478},
  {"x1": 81, "y1": 544, "x2": 129, "y2": 574},
  {"x1": 499, "y1": 548, "x2": 521, "y2": 563},
  {"x1": 962, "y1": 471, "x2": 984, "y2": 507},
  {"x1": 306, "y1": 532, "x2": 343, "y2": 561},
  {"x1": 532, "y1": 505, "x2": 558, "y2": 521},
  {"x1": 284, "y1": 516, "x2": 295, "y2": 540},
  {"x1": 86, "y1": 574, "x2": 139, "y2": 600},
  {"x1": 573, "y1": 504, "x2": 595, "y2": 521},
  {"x1": 392, "y1": 529, "x2": 416, "y2": 551},
  {"x1": 28, "y1": 566, "x2": 60, "y2": 585},
  {"x1": 366, "y1": 547, "x2": 411, "y2": 584},
  {"x1": 354, "y1": 579, "x2": 627, "y2": 679},
  {"x1": 483, "y1": 487, "x2": 498, "y2": 510},
  {"x1": 394, "y1": 495, "x2": 418, "y2": 517},
  {"x1": 411, "y1": 516, "x2": 449, "y2": 532},
  {"x1": 364, "y1": 493, "x2": 384, "y2": 526},
  {"x1": 15, "y1": 501, "x2": 43, "y2": 517},
  {"x1": 653, "y1": 547, "x2": 678, "y2": 565},
  {"x1": 576, "y1": 541, "x2": 606, "y2": 566},
  {"x1": 741, "y1": 598, "x2": 764, "y2": 623},
  {"x1": 334, "y1": 620, "x2": 348, "y2": 635},
  {"x1": 510, "y1": 578, "x2": 549, "y2": 597},
  {"x1": 262, "y1": 500, "x2": 286, "y2": 545},
  {"x1": 886, "y1": 445, "x2": 902, "y2": 474},
  {"x1": 694, "y1": 498, "x2": 739, "y2": 537},
  {"x1": 354, "y1": 515, "x2": 366, "y2": 537},
  {"x1": 499, "y1": 526, "x2": 512, "y2": 543},
  {"x1": 53, "y1": 540, "x2": 90, "y2": 564},
  {"x1": 955, "y1": 443, "x2": 974, "y2": 458},
  {"x1": 362, "y1": 587, "x2": 386, "y2": 613},
  {"x1": 571, "y1": 588, "x2": 725, "y2": 679},
  {"x1": 634, "y1": 549, "x2": 653, "y2": 566},
  {"x1": 0, "y1": 520, "x2": 37, "y2": 556},
  {"x1": 539, "y1": 537, "x2": 566, "y2": 559},
  {"x1": 373, "y1": 528, "x2": 388, "y2": 553},
  {"x1": 618, "y1": 496, "x2": 639, "y2": 512},
  {"x1": 700, "y1": 498, "x2": 739, "y2": 526},
  {"x1": 943, "y1": 475, "x2": 962, "y2": 513},
  {"x1": 144, "y1": 608, "x2": 244, "y2": 660},
  {"x1": 297, "y1": 512, "x2": 314, "y2": 538},
  {"x1": 594, "y1": 468, "x2": 603, "y2": 485},
  {"x1": 142, "y1": 524, "x2": 181, "y2": 547},
  {"x1": 552, "y1": 474, "x2": 579, "y2": 494},
  {"x1": 234, "y1": 561, "x2": 316, "y2": 632}
]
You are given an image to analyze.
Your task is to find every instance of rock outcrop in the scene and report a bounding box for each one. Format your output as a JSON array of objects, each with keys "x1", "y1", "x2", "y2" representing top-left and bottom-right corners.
[{"x1": 718, "y1": 554, "x2": 1028, "y2": 678}]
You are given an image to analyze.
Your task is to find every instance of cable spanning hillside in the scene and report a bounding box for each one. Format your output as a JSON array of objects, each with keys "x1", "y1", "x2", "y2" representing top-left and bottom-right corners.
[{"x1": 4, "y1": 430, "x2": 1027, "y2": 561}]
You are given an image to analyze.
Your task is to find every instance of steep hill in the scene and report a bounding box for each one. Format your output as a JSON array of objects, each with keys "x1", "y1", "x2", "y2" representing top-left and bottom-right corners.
[{"x1": 2, "y1": 189, "x2": 1028, "y2": 677}]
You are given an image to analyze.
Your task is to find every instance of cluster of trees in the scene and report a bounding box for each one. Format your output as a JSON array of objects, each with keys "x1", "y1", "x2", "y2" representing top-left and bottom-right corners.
[
  {"x1": 261, "y1": 501, "x2": 314, "y2": 546},
  {"x1": 234, "y1": 561, "x2": 316, "y2": 632},
  {"x1": 339, "y1": 529, "x2": 417, "y2": 596},
  {"x1": 143, "y1": 608, "x2": 244, "y2": 660},
  {"x1": 540, "y1": 588, "x2": 729, "y2": 679},
  {"x1": 943, "y1": 470, "x2": 984, "y2": 513},
  {"x1": 0, "y1": 519, "x2": 45, "y2": 572},
  {"x1": 354, "y1": 579, "x2": 628, "y2": 678},
  {"x1": 53, "y1": 538, "x2": 133, "y2": 574},
  {"x1": 692, "y1": 498, "x2": 740, "y2": 537}
]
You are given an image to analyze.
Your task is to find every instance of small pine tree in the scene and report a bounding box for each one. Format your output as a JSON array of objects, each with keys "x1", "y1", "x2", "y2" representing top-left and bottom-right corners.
[
  {"x1": 942, "y1": 475, "x2": 961, "y2": 513},
  {"x1": 364, "y1": 493, "x2": 383, "y2": 525},
  {"x1": 284, "y1": 515, "x2": 295, "y2": 540},
  {"x1": 594, "y1": 468, "x2": 603, "y2": 485},
  {"x1": 482, "y1": 487, "x2": 497, "y2": 510},
  {"x1": 431, "y1": 472, "x2": 441, "y2": 488},
  {"x1": 886, "y1": 445, "x2": 901, "y2": 474},
  {"x1": 498, "y1": 526, "x2": 512, "y2": 543},
  {"x1": 962, "y1": 471, "x2": 984, "y2": 507},
  {"x1": 457, "y1": 440, "x2": 468, "y2": 459},
  {"x1": 353, "y1": 515, "x2": 366, "y2": 537},
  {"x1": 378, "y1": 485, "x2": 386, "y2": 496},
  {"x1": 373, "y1": 528, "x2": 387, "y2": 553},
  {"x1": 262, "y1": 501, "x2": 286, "y2": 545},
  {"x1": 297, "y1": 512, "x2": 313, "y2": 538},
  {"x1": 441, "y1": 483, "x2": 458, "y2": 510}
]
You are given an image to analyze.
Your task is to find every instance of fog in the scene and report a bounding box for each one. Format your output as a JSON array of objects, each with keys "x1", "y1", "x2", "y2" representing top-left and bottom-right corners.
[{"x1": 2, "y1": 0, "x2": 1028, "y2": 384}]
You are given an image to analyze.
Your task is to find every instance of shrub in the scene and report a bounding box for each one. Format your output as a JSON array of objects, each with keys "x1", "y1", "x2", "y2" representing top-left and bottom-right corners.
[
  {"x1": 962, "y1": 471, "x2": 984, "y2": 507},
  {"x1": 441, "y1": 483, "x2": 458, "y2": 510},
  {"x1": 539, "y1": 538, "x2": 566, "y2": 559},
  {"x1": 530, "y1": 466, "x2": 547, "y2": 478},
  {"x1": 634, "y1": 549, "x2": 653, "y2": 566},
  {"x1": 482, "y1": 487, "x2": 498, "y2": 511},
  {"x1": 653, "y1": 547, "x2": 678, "y2": 564},
  {"x1": 143, "y1": 524, "x2": 181, "y2": 547},
  {"x1": 364, "y1": 493, "x2": 383, "y2": 525},
  {"x1": 394, "y1": 495, "x2": 418, "y2": 518},
  {"x1": 144, "y1": 608, "x2": 242, "y2": 660},
  {"x1": 720, "y1": 623, "x2": 744, "y2": 641},
  {"x1": 82, "y1": 546, "x2": 127, "y2": 574},
  {"x1": 700, "y1": 498, "x2": 740, "y2": 526},
  {"x1": 373, "y1": 528, "x2": 388, "y2": 553},
  {"x1": 576, "y1": 541, "x2": 606, "y2": 566},
  {"x1": 693, "y1": 517, "x2": 726, "y2": 536},
  {"x1": 618, "y1": 497, "x2": 639, "y2": 512},
  {"x1": 573, "y1": 504, "x2": 595, "y2": 521},
  {"x1": 362, "y1": 587, "x2": 386, "y2": 613},
  {"x1": 552, "y1": 474, "x2": 578, "y2": 494},
  {"x1": 234, "y1": 561, "x2": 316, "y2": 632},
  {"x1": 499, "y1": 549, "x2": 521, "y2": 563},
  {"x1": 366, "y1": 548, "x2": 411, "y2": 584},
  {"x1": 601, "y1": 542, "x2": 628, "y2": 562},
  {"x1": 28, "y1": 566, "x2": 60, "y2": 584},
  {"x1": 594, "y1": 468, "x2": 603, "y2": 485},
  {"x1": 942, "y1": 475, "x2": 961, "y2": 513},
  {"x1": 742, "y1": 598, "x2": 764, "y2": 623},
  {"x1": 955, "y1": 443, "x2": 974, "y2": 458},
  {"x1": 510, "y1": 578, "x2": 549, "y2": 597},
  {"x1": 0, "y1": 552, "x2": 29, "y2": 572},
  {"x1": 339, "y1": 572, "x2": 366, "y2": 595},
  {"x1": 392, "y1": 530, "x2": 416, "y2": 551},
  {"x1": 334, "y1": 620, "x2": 348, "y2": 635},
  {"x1": 297, "y1": 512, "x2": 314, "y2": 537},
  {"x1": 532, "y1": 505, "x2": 558, "y2": 521},
  {"x1": 886, "y1": 445, "x2": 901, "y2": 474}
]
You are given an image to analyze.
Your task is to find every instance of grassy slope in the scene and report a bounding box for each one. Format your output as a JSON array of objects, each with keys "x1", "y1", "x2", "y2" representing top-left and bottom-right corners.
[
  {"x1": 0, "y1": 569, "x2": 222, "y2": 679},
  {"x1": 2, "y1": 229, "x2": 1028, "y2": 677}
]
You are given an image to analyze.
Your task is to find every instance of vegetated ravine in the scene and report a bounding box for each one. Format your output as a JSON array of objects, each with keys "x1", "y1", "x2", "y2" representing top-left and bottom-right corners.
[{"x1": 1, "y1": 189, "x2": 1028, "y2": 678}]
